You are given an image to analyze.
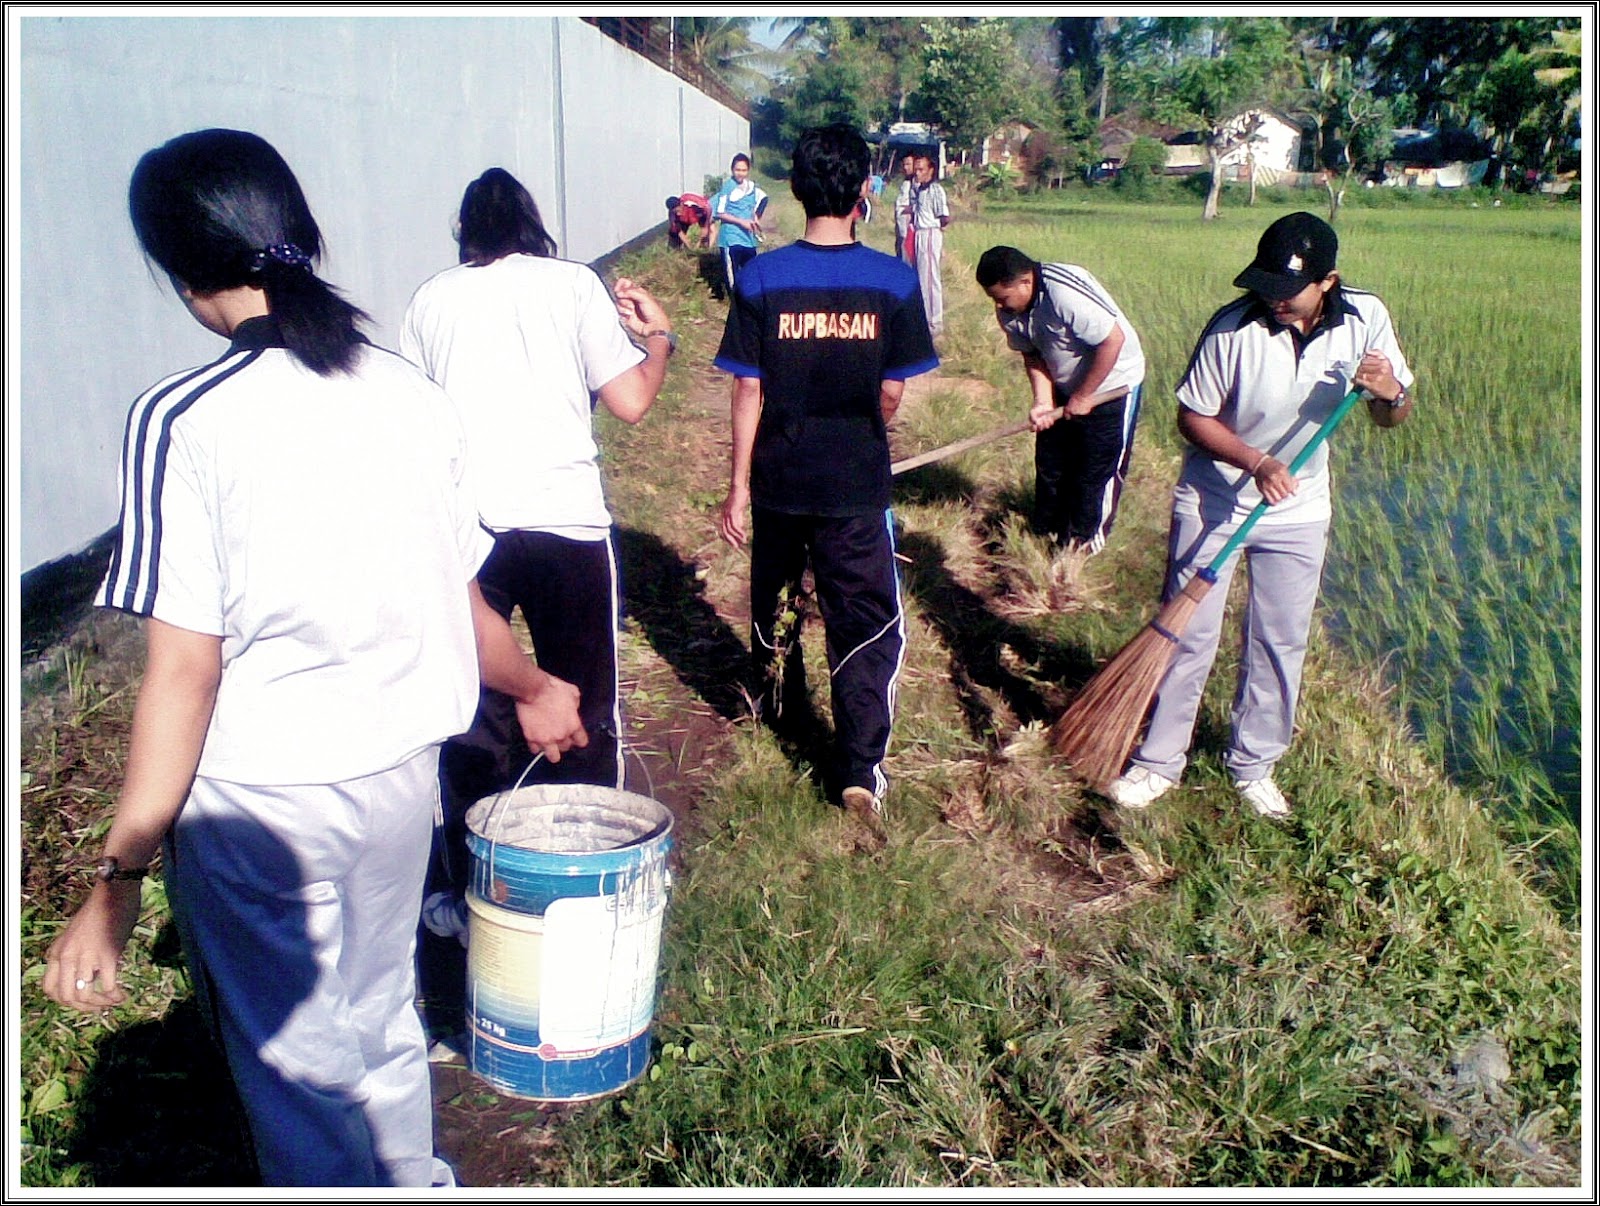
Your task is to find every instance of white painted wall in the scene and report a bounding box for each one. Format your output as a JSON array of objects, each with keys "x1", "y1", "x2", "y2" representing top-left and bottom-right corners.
[{"x1": 12, "y1": 14, "x2": 747, "y2": 572}]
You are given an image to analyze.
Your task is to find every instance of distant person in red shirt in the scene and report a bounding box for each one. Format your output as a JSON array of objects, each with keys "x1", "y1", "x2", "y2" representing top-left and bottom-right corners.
[{"x1": 666, "y1": 192, "x2": 711, "y2": 249}]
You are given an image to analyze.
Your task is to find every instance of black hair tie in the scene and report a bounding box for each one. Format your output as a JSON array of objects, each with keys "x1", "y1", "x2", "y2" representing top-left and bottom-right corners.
[{"x1": 250, "y1": 242, "x2": 313, "y2": 273}]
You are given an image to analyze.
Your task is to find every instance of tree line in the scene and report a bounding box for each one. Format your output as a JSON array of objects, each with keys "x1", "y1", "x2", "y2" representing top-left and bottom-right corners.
[{"x1": 663, "y1": 16, "x2": 1582, "y2": 220}]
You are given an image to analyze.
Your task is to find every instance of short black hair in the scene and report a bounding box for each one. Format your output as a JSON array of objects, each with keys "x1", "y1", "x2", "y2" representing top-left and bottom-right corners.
[
  {"x1": 790, "y1": 124, "x2": 869, "y2": 220},
  {"x1": 975, "y1": 245, "x2": 1038, "y2": 288},
  {"x1": 731, "y1": 152, "x2": 751, "y2": 170},
  {"x1": 457, "y1": 167, "x2": 558, "y2": 266}
]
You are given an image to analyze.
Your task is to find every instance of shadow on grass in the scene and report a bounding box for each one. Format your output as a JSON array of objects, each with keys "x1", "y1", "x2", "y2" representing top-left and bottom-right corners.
[
  {"x1": 695, "y1": 251, "x2": 727, "y2": 301},
  {"x1": 895, "y1": 525, "x2": 1102, "y2": 743},
  {"x1": 63, "y1": 928, "x2": 256, "y2": 1186},
  {"x1": 615, "y1": 526, "x2": 752, "y2": 725}
]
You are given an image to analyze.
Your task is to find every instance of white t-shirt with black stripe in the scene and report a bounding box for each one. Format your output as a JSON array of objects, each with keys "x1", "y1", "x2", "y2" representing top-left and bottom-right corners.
[
  {"x1": 98, "y1": 320, "x2": 492, "y2": 785},
  {"x1": 400, "y1": 254, "x2": 645, "y2": 540},
  {"x1": 998, "y1": 262, "x2": 1145, "y2": 395},
  {"x1": 1174, "y1": 285, "x2": 1414, "y2": 526}
]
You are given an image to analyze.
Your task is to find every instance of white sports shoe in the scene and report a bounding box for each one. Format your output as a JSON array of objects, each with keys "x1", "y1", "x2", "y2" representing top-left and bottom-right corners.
[
  {"x1": 1104, "y1": 766, "x2": 1177, "y2": 809},
  {"x1": 1235, "y1": 777, "x2": 1291, "y2": 819},
  {"x1": 422, "y1": 891, "x2": 469, "y2": 948}
]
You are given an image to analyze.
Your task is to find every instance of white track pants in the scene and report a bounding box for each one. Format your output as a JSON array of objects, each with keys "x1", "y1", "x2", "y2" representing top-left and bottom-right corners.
[
  {"x1": 1130, "y1": 511, "x2": 1330, "y2": 784},
  {"x1": 912, "y1": 225, "x2": 945, "y2": 336},
  {"x1": 166, "y1": 747, "x2": 439, "y2": 1186}
]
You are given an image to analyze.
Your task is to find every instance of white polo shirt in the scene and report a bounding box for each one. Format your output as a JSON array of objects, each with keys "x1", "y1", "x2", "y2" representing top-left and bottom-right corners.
[
  {"x1": 400, "y1": 254, "x2": 644, "y2": 539},
  {"x1": 1174, "y1": 285, "x2": 1413, "y2": 526},
  {"x1": 998, "y1": 263, "x2": 1145, "y2": 395},
  {"x1": 98, "y1": 320, "x2": 493, "y2": 785}
]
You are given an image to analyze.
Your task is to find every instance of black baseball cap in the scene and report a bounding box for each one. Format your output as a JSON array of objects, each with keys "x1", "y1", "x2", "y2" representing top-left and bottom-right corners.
[{"x1": 1233, "y1": 211, "x2": 1338, "y2": 301}]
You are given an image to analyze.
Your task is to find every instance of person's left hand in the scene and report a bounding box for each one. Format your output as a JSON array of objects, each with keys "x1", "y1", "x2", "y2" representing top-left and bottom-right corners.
[
  {"x1": 43, "y1": 882, "x2": 144, "y2": 1013},
  {"x1": 719, "y1": 484, "x2": 750, "y2": 549},
  {"x1": 1352, "y1": 350, "x2": 1400, "y2": 401},
  {"x1": 614, "y1": 278, "x2": 670, "y2": 338},
  {"x1": 1064, "y1": 390, "x2": 1100, "y2": 418}
]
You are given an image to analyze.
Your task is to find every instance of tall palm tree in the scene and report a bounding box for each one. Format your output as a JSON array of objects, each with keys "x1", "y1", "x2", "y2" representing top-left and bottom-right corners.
[{"x1": 668, "y1": 17, "x2": 785, "y2": 99}]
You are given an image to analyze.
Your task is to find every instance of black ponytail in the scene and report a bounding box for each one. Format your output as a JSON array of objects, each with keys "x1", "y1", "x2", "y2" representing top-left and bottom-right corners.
[{"x1": 129, "y1": 129, "x2": 369, "y2": 376}]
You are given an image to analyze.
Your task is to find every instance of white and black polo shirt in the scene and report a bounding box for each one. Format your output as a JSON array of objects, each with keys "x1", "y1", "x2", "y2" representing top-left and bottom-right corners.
[
  {"x1": 98, "y1": 317, "x2": 492, "y2": 785},
  {"x1": 998, "y1": 262, "x2": 1145, "y2": 395},
  {"x1": 1174, "y1": 285, "x2": 1414, "y2": 526}
]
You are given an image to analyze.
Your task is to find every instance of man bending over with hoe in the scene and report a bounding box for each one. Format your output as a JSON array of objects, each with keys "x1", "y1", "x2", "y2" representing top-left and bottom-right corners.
[{"x1": 976, "y1": 245, "x2": 1146, "y2": 556}]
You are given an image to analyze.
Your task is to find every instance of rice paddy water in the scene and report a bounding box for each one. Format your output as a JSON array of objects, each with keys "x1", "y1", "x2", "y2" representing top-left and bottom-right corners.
[{"x1": 952, "y1": 196, "x2": 1582, "y2": 898}]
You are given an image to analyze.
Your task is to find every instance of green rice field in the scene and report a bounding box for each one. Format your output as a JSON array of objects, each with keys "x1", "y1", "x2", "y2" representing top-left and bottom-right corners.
[{"x1": 950, "y1": 195, "x2": 1583, "y2": 901}]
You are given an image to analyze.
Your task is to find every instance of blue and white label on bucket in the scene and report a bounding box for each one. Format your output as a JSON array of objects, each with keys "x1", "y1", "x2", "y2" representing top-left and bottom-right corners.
[{"x1": 539, "y1": 882, "x2": 666, "y2": 1051}]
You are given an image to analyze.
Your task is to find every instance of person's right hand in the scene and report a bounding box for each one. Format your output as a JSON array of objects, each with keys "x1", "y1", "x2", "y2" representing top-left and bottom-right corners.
[
  {"x1": 613, "y1": 278, "x2": 670, "y2": 339},
  {"x1": 43, "y1": 882, "x2": 143, "y2": 1013},
  {"x1": 1252, "y1": 455, "x2": 1297, "y2": 505},
  {"x1": 1029, "y1": 398, "x2": 1061, "y2": 432},
  {"x1": 515, "y1": 672, "x2": 588, "y2": 764},
  {"x1": 719, "y1": 484, "x2": 750, "y2": 549}
]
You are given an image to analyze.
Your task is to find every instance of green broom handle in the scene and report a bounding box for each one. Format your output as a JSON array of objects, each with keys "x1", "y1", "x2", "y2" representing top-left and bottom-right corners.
[{"x1": 1199, "y1": 386, "x2": 1365, "y2": 582}]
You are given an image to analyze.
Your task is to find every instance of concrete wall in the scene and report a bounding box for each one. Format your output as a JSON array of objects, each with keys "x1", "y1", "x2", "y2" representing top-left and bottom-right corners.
[{"x1": 13, "y1": 14, "x2": 746, "y2": 573}]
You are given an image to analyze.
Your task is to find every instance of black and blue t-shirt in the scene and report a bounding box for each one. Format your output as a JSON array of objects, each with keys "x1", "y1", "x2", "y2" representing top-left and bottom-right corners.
[{"x1": 714, "y1": 240, "x2": 938, "y2": 516}]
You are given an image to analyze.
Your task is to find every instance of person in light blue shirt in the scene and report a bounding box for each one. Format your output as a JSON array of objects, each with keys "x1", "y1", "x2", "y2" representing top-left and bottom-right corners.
[{"x1": 711, "y1": 153, "x2": 769, "y2": 295}]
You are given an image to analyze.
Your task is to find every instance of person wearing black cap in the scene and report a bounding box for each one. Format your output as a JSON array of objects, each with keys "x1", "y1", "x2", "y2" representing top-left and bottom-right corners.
[{"x1": 1105, "y1": 211, "x2": 1414, "y2": 818}]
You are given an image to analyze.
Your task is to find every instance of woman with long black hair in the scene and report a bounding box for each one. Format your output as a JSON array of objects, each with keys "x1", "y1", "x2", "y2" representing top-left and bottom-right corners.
[
  {"x1": 401, "y1": 166, "x2": 673, "y2": 918},
  {"x1": 42, "y1": 129, "x2": 586, "y2": 1187}
]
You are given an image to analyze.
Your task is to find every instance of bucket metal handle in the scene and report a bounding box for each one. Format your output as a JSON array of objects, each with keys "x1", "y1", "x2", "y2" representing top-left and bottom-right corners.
[{"x1": 481, "y1": 753, "x2": 547, "y2": 893}]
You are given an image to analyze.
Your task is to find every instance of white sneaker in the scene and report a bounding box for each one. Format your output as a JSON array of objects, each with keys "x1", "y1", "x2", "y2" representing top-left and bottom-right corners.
[
  {"x1": 1104, "y1": 766, "x2": 1177, "y2": 809},
  {"x1": 422, "y1": 891, "x2": 469, "y2": 947},
  {"x1": 1235, "y1": 777, "x2": 1291, "y2": 819}
]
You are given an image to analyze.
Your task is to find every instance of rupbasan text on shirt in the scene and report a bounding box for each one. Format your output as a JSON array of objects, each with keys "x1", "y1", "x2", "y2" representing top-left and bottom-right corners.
[{"x1": 777, "y1": 312, "x2": 880, "y2": 341}]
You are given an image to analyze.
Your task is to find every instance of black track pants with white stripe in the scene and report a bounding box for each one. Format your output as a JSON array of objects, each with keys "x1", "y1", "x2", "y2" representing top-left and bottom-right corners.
[
  {"x1": 436, "y1": 530, "x2": 623, "y2": 883},
  {"x1": 1033, "y1": 386, "x2": 1141, "y2": 552},
  {"x1": 749, "y1": 506, "x2": 906, "y2": 802}
]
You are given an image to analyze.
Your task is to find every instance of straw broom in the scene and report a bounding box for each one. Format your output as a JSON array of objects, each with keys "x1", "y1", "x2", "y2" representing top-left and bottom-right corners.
[{"x1": 1051, "y1": 387, "x2": 1366, "y2": 790}]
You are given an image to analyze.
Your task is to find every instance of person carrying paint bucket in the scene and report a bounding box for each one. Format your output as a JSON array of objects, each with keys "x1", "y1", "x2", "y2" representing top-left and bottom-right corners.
[
  {"x1": 40, "y1": 128, "x2": 586, "y2": 1188},
  {"x1": 401, "y1": 167, "x2": 674, "y2": 948},
  {"x1": 460, "y1": 768, "x2": 675, "y2": 1101}
]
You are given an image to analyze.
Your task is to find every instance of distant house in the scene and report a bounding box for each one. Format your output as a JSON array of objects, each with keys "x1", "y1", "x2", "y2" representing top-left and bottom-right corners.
[
  {"x1": 1382, "y1": 128, "x2": 1495, "y2": 188},
  {"x1": 1214, "y1": 109, "x2": 1316, "y2": 183},
  {"x1": 1097, "y1": 110, "x2": 1313, "y2": 183},
  {"x1": 1095, "y1": 114, "x2": 1187, "y2": 176},
  {"x1": 982, "y1": 121, "x2": 1037, "y2": 168}
]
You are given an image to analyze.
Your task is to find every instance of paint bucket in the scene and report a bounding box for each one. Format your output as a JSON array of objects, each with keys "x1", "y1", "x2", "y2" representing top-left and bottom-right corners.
[{"x1": 463, "y1": 782, "x2": 674, "y2": 1101}]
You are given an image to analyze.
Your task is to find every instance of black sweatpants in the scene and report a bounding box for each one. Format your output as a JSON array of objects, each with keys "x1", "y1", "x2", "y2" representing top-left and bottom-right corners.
[
  {"x1": 749, "y1": 506, "x2": 905, "y2": 802},
  {"x1": 436, "y1": 528, "x2": 622, "y2": 885},
  {"x1": 1033, "y1": 385, "x2": 1142, "y2": 553}
]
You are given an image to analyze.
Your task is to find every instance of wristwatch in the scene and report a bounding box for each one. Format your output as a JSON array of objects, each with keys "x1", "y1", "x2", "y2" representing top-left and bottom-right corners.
[
  {"x1": 1386, "y1": 386, "x2": 1409, "y2": 409},
  {"x1": 94, "y1": 856, "x2": 148, "y2": 883},
  {"x1": 643, "y1": 329, "x2": 678, "y2": 356}
]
